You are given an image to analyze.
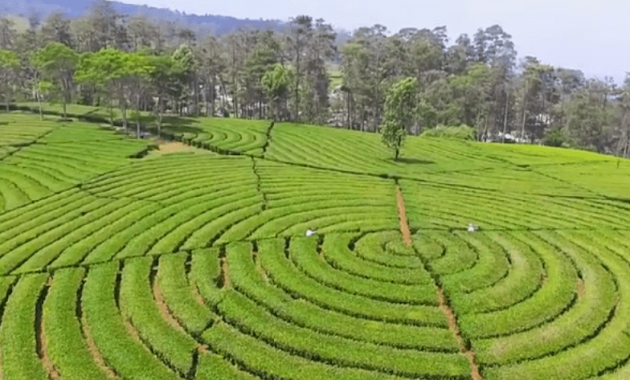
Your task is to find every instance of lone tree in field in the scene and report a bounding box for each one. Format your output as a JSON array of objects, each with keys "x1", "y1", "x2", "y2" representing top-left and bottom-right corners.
[{"x1": 381, "y1": 77, "x2": 418, "y2": 160}]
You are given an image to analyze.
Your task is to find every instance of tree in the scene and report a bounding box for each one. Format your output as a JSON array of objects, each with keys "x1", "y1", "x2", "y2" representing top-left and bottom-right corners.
[
  {"x1": 618, "y1": 74, "x2": 630, "y2": 158},
  {"x1": 381, "y1": 77, "x2": 417, "y2": 160},
  {"x1": 171, "y1": 45, "x2": 196, "y2": 115},
  {"x1": 0, "y1": 18, "x2": 15, "y2": 49},
  {"x1": 287, "y1": 15, "x2": 313, "y2": 121},
  {"x1": 448, "y1": 63, "x2": 491, "y2": 128},
  {"x1": 147, "y1": 54, "x2": 176, "y2": 136},
  {"x1": 197, "y1": 35, "x2": 226, "y2": 117},
  {"x1": 243, "y1": 30, "x2": 280, "y2": 118},
  {"x1": 127, "y1": 16, "x2": 158, "y2": 52},
  {"x1": 34, "y1": 80, "x2": 54, "y2": 120},
  {"x1": 72, "y1": 0, "x2": 127, "y2": 52},
  {"x1": 41, "y1": 12, "x2": 73, "y2": 47},
  {"x1": 75, "y1": 48, "x2": 153, "y2": 131},
  {"x1": 0, "y1": 49, "x2": 19, "y2": 111},
  {"x1": 32, "y1": 42, "x2": 79, "y2": 118},
  {"x1": 261, "y1": 63, "x2": 293, "y2": 120}
]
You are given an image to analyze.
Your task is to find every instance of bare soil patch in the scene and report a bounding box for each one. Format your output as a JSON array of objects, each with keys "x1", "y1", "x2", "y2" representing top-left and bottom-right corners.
[
  {"x1": 396, "y1": 187, "x2": 412, "y2": 246},
  {"x1": 158, "y1": 142, "x2": 191, "y2": 153},
  {"x1": 220, "y1": 257, "x2": 231, "y2": 288},
  {"x1": 577, "y1": 278, "x2": 585, "y2": 299}
]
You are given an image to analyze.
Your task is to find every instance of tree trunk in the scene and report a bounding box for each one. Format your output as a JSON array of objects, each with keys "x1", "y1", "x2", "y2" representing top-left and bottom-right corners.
[
  {"x1": 204, "y1": 77, "x2": 211, "y2": 117},
  {"x1": 211, "y1": 76, "x2": 216, "y2": 117},
  {"x1": 194, "y1": 77, "x2": 200, "y2": 116},
  {"x1": 521, "y1": 109, "x2": 528, "y2": 142},
  {"x1": 121, "y1": 103, "x2": 127, "y2": 131},
  {"x1": 36, "y1": 88, "x2": 43, "y2": 120},
  {"x1": 520, "y1": 82, "x2": 529, "y2": 142},
  {"x1": 156, "y1": 96, "x2": 163, "y2": 138},
  {"x1": 346, "y1": 92, "x2": 350, "y2": 129},
  {"x1": 109, "y1": 101, "x2": 114, "y2": 127},
  {"x1": 295, "y1": 43, "x2": 300, "y2": 122},
  {"x1": 502, "y1": 86, "x2": 509, "y2": 143}
]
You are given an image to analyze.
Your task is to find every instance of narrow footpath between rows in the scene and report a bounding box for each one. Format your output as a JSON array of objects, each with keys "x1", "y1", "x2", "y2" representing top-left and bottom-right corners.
[{"x1": 396, "y1": 185, "x2": 484, "y2": 380}]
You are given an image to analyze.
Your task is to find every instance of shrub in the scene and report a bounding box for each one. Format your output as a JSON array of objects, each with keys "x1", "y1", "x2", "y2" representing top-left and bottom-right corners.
[
  {"x1": 420, "y1": 125, "x2": 476, "y2": 140},
  {"x1": 542, "y1": 128, "x2": 569, "y2": 147}
]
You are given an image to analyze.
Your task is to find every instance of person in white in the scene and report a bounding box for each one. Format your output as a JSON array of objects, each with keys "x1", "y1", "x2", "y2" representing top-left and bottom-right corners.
[
  {"x1": 306, "y1": 229, "x2": 316, "y2": 237},
  {"x1": 468, "y1": 223, "x2": 475, "y2": 232}
]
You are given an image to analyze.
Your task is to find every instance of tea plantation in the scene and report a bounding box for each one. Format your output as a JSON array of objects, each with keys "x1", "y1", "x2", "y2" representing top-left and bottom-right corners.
[{"x1": 0, "y1": 111, "x2": 629, "y2": 380}]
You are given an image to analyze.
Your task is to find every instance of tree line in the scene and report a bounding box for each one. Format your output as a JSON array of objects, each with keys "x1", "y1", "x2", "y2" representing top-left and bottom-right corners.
[{"x1": 0, "y1": 0, "x2": 628, "y2": 157}]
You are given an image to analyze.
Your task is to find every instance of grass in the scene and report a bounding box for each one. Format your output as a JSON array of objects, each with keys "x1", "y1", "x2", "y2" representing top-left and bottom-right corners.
[{"x1": 0, "y1": 110, "x2": 630, "y2": 379}]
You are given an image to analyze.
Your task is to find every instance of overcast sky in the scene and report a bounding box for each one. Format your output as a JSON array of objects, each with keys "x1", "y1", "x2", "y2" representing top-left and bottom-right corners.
[{"x1": 121, "y1": 0, "x2": 629, "y2": 83}]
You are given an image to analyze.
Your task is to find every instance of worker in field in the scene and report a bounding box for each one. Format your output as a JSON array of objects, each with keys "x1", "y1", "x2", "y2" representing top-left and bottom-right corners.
[
  {"x1": 306, "y1": 229, "x2": 316, "y2": 237},
  {"x1": 468, "y1": 223, "x2": 476, "y2": 232}
]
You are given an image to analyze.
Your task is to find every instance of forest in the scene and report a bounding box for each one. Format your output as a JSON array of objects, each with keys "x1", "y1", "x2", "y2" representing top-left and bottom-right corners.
[{"x1": 0, "y1": 0, "x2": 629, "y2": 157}]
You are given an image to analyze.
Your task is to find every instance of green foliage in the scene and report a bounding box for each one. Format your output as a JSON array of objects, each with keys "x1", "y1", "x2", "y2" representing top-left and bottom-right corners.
[
  {"x1": 0, "y1": 49, "x2": 20, "y2": 69},
  {"x1": 44, "y1": 268, "x2": 110, "y2": 380},
  {"x1": 31, "y1": 43, "x2": 79, "y2": 116},
  {"x1": 83, "y1": 262, "x2": 178, "y2": 380},
  {"x1": 421, "y1": 125, "x2": 476, "y2": 140},
  {"x1": 0, "y1": 49, "x2": 20, "y2": 110},
  {"x1": 542, "y1": 127, "x2": 569, "y2": 147},
  {"x1": 75, "y1": 48, "x2": 154, "y2": 130},
  {"x1": 0, "y1": 275, "x2": 48, "y2": 380},
  {"x1": 380, "y1": 77, "x2": 417, "y2": 160},
  {"x1": 261, "y1": 63, "x2": 293, "y2": 119},
  {"x1": 157, "y1": 253, "x2": 214, "y2": 333},
  {"x1": 31, "y1": 43, "x2": 78, "y2": 73},
  {"x1": 120, "y1": 257, "x2": 197, "y2": 374}
]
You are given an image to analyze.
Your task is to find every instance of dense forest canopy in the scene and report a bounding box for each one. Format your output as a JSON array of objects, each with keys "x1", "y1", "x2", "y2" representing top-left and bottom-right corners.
[{"x1": 0, "y1": 0, "x2": 628, "y2": 157}]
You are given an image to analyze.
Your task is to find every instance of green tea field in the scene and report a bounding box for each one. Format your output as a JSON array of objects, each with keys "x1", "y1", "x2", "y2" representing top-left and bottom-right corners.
[{"x1": 0, "y1": 112, "x2": 629, "y2": 380}]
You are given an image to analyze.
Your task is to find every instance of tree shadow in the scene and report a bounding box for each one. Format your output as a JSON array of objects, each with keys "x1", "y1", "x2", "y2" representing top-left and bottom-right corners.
[
  {"x1": 144, "y1": 115, "x2": 205, "y2": 136},
  {"x1": 391, "y1": 157, "x2": 435, "y2": 165}
]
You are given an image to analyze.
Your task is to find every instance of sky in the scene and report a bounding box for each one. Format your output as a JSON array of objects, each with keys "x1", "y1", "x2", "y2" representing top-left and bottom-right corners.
[{"x1": 121, "y1": 0, "x2": 630, "y2": 83}]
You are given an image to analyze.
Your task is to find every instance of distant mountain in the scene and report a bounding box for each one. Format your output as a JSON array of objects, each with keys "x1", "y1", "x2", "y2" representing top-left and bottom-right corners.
[{"x1": 0, "y1": 0, "x2": 287, "y2": 35}]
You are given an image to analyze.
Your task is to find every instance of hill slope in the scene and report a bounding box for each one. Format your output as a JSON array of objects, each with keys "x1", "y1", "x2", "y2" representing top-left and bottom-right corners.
[{"x1": 1, "y1": 0, "x2": 285, "y2": 34}]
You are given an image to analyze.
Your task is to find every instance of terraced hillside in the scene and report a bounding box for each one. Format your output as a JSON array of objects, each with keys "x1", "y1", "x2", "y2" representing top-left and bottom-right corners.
[{"x1": 0, "y1": 112, "x2": 629, "y2": 380}]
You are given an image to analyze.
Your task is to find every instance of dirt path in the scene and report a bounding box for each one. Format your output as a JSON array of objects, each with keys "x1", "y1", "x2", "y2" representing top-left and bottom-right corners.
[
  {"x1": 220, "y1": 257, "x2": 231, "y2": 288},
  {"x1": 36, "y1": 281, "x2": 61, "y2": 380},
  {"x1": 397, "y1": 185, "x2": 484, "y2": 380},
  {"x1": 437, "y1": 289, "x2": 484, "y2": 380},
  {"x1": 38, "y1": 324, "x2": 61, "y2": 380},
  {"x1": 396, "y1": 187, "x2": 413, "y2": 246},
  {"x1": 193, "y1": 286, "x2": 206, "y2": 307},
  {"x1": 82, "y1": 316, "x2": 119, "y2": 379},
  {"x1": 152, "y1": 281, "x2": 185, "y2": 331},
  {"x1": 252, "y1": 252, "x2": 269, "y2": 282},
  {"x1": 577, "y1": 278, "x2": 585, "y2": 299}
]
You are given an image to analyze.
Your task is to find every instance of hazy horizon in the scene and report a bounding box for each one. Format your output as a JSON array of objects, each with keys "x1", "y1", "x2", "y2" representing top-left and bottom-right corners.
[{"x1": 116, "y1": 0, "x2": 629, "y2": 83}]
